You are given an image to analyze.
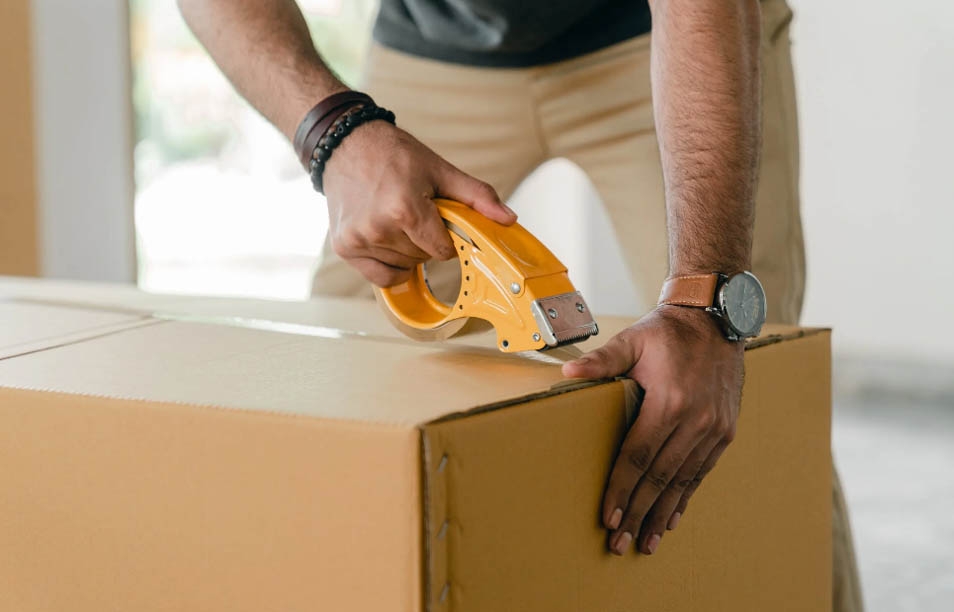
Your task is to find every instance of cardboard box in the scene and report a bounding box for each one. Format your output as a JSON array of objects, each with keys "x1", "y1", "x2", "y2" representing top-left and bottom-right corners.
[{"x1": 0, "y1": 280, "x2": 832, "y2": 611}]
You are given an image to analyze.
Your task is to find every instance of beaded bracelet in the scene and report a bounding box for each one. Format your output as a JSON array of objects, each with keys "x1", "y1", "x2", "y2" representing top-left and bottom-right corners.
[
  {"x1": 308, "y1": 104, "x2": 396, "y2": 194},
  {"x1": 292, "y1": 91, "x2": 372, "y2": 170}
]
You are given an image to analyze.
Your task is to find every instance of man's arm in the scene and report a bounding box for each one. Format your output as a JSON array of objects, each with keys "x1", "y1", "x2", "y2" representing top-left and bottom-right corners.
[
  {"x1": 654, "y1": 0, "x2": 760, "y2": 275},
  {"x1": 178, "y1": 0, "x2": 515, "y2": 286},
  {"x1": 177, "y1": 0, "x2": 345, "y2": 139},
  {"x1": 564, "y1": 0, "x2": 761, "y2": 555}
]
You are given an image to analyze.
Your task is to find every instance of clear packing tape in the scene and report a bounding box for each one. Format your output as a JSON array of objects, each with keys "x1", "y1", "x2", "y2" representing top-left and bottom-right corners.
[{"x1": 154, "y1": 312, "x2": 585, "y2": 365}]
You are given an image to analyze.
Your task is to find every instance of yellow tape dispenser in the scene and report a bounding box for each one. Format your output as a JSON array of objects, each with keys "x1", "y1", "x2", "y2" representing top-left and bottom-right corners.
[{"x1": 376, "y1": 199, "x2": 599, "y2": 353}]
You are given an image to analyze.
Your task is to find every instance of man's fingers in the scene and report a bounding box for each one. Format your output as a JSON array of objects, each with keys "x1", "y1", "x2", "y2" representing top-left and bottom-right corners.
[
  {"x1": 349, "y1": 257, "x2": 413, "y2": 288},
  {"x1": 401, "y1": 198, "x2": 457, "y2": 261},
  {"x1": 376, "y1": 232, "x2": 432, "y2": 262},
  {"x1": 435, "y1": 163, "x2": 517, "y2": 225},
  {"x1": 636, "y1": 433, "x2": 721, "y2": 551},
  {"x1": 600, "y1": 391, "x2": 673, "y2": 540},
  {"x1": 670, "y1": 438, "x2": 731, "y2": 522},
  {"x1": 362, "y1": 247, "x2": 426, "y2": 271},
  {"x1": 608, "y1": 424, "x2": 705, "y2": 555},
  {"x1": 563, "y1": 331, "x2": 643, "y2": 380},
  {"x1": 331, "y1": 213, "x2": 432, "y2": 263}
]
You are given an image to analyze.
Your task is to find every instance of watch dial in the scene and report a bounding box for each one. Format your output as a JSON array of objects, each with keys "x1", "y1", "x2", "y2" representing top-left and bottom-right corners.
[{"x1": 723, "y1": 272, "x2": 766, "y2": 336}]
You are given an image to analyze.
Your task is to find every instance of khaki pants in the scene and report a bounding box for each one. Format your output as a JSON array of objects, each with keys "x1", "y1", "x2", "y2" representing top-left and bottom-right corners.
[{"x1": 312, "y1": 0, "x2": 863, "y2": 609}]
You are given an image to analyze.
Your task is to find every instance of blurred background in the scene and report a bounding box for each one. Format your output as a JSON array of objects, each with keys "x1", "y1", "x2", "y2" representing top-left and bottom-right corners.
[{"x1": 2, "y1": 0, "x2": 952, "y2": 609}]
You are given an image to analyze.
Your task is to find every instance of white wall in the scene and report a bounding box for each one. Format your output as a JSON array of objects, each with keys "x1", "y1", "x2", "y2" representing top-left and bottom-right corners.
[
  {"x1": 30, "y1": 0, "x2": 136, "y2": 282},
  {"x1": 790, "y1": 0, "x2": 954, "y2": 366}
]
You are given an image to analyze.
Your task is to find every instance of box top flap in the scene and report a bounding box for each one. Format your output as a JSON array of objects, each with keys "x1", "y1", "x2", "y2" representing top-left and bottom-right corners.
[
  {"x1": 0, "y1": 279, "x2": 825, "y2": 426},
  {"x1": 0, "y1": 299, "x2": 151, "y2": 360},
  {"x1": 0, "y1": 316, "x2": 599, "y2": 426},
  {"x1": 0, "y1": 276, "x2": 403, "y2": 339}
]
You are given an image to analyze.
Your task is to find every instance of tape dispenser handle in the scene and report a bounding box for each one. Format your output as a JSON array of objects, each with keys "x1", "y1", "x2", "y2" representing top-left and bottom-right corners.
[{"x1": 375, "y1": 199, "x2": 478, "y2": 334}]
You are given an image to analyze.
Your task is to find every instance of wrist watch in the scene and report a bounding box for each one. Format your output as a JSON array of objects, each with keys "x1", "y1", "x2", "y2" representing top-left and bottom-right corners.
[{"x1": 657, "y1": 271, "x2": 767, "y2": 341}]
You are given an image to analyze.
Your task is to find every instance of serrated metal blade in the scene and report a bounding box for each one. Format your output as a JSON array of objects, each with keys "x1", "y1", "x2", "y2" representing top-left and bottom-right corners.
[{"x1": 530, "y1": 291, "x2": 599, "y2": 348}]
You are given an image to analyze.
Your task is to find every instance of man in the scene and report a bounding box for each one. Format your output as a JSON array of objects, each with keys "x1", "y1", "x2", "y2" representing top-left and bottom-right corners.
[{"x1": 179, "y1": 0, "x2": 861, "y2": 609}]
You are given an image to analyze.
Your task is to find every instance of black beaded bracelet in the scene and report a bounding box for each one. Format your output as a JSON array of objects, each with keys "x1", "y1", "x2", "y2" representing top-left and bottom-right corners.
[{"x1": 308, "y1": 105, "x2": 397, "y2": 194}]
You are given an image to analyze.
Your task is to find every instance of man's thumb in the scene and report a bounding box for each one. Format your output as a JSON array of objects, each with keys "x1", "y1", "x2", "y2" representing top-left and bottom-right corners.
[{"x1": 562, "y1": 333, "x2": 641, "y2": 380}]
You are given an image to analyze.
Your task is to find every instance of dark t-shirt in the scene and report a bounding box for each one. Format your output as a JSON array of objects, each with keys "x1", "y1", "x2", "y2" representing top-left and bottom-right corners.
[{"x1": 372, "y1": 0, "x2": 652, "y2": 67}]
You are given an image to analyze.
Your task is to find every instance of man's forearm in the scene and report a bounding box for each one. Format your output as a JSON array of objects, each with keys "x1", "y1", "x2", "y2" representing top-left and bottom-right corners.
[
  {"x1": 178, "y1": 0, "x2": 347, "y2": 140},
  {"x1": 649, "y1": 0, "x2": 761, "y2": 275}
]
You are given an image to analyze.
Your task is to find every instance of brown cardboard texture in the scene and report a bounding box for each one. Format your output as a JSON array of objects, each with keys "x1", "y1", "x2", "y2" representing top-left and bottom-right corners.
[{"x1": 0, "y1": 292, "x2": 832, "y2": 611}]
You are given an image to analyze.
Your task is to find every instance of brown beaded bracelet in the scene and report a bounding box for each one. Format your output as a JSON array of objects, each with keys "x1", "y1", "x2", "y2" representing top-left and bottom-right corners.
[
  {"x1": 316, "y1": 104, "x2": 366, "y2": 153},
  {"x1": 292, "y1": 91, "x2": 373, "y2": 170},
  {"x1": 309, "y1": 104, "x2": 396, "y2": 194},
  {"x1": 307, "y1": 102, "x2": 365, "y2": 168}
]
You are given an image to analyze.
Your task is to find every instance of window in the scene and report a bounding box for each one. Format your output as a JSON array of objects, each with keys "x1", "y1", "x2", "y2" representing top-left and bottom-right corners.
[{"x1": 130, "y1": 0, "x2": 377, "y2": 299}]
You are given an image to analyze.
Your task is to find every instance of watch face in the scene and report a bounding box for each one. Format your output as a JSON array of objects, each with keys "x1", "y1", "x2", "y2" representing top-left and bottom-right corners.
[{"x1": 721, "y1": 272, "x2": 766, "y2": 337}]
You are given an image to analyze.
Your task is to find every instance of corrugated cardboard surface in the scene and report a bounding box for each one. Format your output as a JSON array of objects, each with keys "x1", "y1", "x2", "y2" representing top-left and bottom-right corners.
[
  {"x1": 0, "y1": 287, "x2": 832, "y2": 611},
  {"x1": 0, "y1": 388, "x2": 422, "y2": 612},
  {"x1": 422, "y1": 330, "x2": 832, "y2": 611}
]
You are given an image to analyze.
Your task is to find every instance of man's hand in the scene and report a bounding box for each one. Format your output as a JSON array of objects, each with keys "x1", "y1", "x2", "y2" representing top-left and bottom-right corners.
[
  {"x1": 574, "y1": 0, "x2": 760, "y2": 557},
  {"x1": 323, "y1": 120, "x2": 516, "y2": 287},
  {"x1": 562, "y1": 305, "x2": 743, "y2": 556}
]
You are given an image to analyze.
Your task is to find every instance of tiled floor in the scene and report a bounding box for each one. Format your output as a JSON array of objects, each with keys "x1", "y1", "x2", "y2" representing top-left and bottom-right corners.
[{"x1": 833, "y1": 392, "x2": 954, "y2": 611}]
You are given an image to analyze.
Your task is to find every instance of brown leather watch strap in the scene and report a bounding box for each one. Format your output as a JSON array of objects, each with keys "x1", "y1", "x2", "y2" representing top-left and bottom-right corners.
[{"x1": 657, "y1": 273, "x2": 720, "y2": 308}]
